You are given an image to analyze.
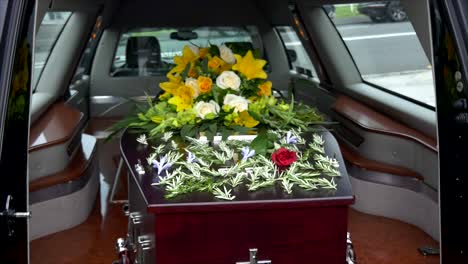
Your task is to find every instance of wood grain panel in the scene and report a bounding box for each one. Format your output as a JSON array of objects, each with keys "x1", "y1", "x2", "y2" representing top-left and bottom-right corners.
[
  {"x1": 30, "y1": 205, "x2": 439, "y2": 264},
  {"x1": 29, "y1": 102, "x2": 83, "y2": 152},
  {"x1": 332, "y1": 96, "x2": 437, "y2": 152},
  {"x1": 156, "y1": 206, "x2": 349, "y2": 264},
  {"x1": 338, "y1": 140, "x2": 424, "y2": 181}
]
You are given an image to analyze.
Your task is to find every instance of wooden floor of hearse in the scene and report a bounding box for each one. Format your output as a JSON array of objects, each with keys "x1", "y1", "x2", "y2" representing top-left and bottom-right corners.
[{"x1": 30, "y1": 177, "x2": 440, "y2": 264}]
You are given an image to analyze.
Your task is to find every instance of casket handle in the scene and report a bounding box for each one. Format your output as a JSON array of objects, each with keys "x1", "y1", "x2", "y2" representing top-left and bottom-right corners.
[
  {"x1": 136, "y1": 235, "x2": 153, "y2": 263},
  {"x1": 128, "y1": 212, "x2": 142, "y2": 248},
  {"x1": 130, "y1": 212, "x2": 142, "y2": 225},
  {"x1": 137, "y1": 235, "x2": 152, "y2": 251}
]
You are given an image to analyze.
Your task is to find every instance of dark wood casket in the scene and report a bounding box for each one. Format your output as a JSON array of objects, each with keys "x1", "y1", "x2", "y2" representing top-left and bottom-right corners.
[{"x1": 121, "y1": 130, "x2": 354, "y2": 264}]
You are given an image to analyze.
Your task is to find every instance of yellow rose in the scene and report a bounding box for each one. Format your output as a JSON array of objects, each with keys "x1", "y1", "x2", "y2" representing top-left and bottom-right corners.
[
  {"x1": 197, "y1": 76, "x2": 213, "y2": 94},
  {"x1": 208, "y1": 56, "x2": 226, "y2": 72},
  {"x1": 257, "y1": 81, "x2": 272, "y2": 96}
]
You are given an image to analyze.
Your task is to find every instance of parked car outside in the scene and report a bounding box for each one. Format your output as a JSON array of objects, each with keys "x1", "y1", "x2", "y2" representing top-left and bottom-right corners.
[{"x1": 357, "y1": 1, "x2": 407, "y2": 22}]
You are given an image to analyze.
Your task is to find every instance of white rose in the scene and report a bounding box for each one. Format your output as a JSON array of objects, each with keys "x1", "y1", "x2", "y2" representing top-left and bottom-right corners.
[
  {"x1": 223, "y1": 94, "x2": 249, "y2": 113},
  {"x1": 218, "y1": 44, "x2": 236, "y2": 64},
  {"x1": 188, "y1": 45, "x2": 199, "y2": 56},
  {"x1": 194, "y1": 100, "x2": 220, "y2": 119},
  {"x1": 185, "y1": 77, "x2": 200, "y2": 98},
  {"x1": 216, "y1": 71, "x2": 241, "y2": 91}
]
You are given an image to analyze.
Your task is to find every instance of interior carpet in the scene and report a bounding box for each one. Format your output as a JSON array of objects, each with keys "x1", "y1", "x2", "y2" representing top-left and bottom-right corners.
[
  {"x1": 30, "y1": 202, "x2": 440, "y2": 264},
  {"x1": 348, "y1": 208, "x2": 439, "y2": 264}
]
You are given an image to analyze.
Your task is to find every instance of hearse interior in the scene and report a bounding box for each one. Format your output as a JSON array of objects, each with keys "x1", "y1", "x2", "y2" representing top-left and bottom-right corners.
[{"x1": 2, "y1": 0, "x2": 468, "y2": 263}]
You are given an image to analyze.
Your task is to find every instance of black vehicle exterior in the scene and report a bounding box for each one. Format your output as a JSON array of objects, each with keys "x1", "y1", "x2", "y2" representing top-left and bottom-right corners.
[{"x1": 357, "y1": 1, "x2": 407, "y2": 22}]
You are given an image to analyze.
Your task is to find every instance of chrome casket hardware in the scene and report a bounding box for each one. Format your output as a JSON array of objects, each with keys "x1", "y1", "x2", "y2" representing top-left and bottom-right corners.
[
  {"x1": 128, "y1": 212, "x2": 143, "y2": 247},
  {"x1": 129, "y1": 212, "x2": 143, "y2": 225},
  {"x1": 136, "y1": 235, "x2": 153, "y2": 263},
  {"x1": 236, "y1": 248, "x2": 271, "y2": 264},
  {"x1": 137, "y1": 235, "x2": 152, "y2": 251}
]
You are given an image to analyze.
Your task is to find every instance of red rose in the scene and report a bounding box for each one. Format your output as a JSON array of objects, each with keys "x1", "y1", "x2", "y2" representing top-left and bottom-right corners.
[{"x1": 271, "y1": 148, "x2": 297, "y2": 169}]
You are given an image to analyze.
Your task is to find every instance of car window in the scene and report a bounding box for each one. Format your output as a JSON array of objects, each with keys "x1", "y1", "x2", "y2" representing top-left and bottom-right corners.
[
  {"x1": 110, "y1": 26, "x2": 259, "y2": 77},
  {"x1": 276, "y1": 26, "x2": 318, "y2": 80},
  {"x1": 329, "y1": 2, "x2": 435, "y2": 107},
  {"x1": 0, "y1": 0, "x2": 7, "y2": 44},
  {"x1": 33, "y1": 11, "x2": 72, "y2": 89},
  {"x1": 70, "y1": 16, "x2": 103, "y2": 84}
]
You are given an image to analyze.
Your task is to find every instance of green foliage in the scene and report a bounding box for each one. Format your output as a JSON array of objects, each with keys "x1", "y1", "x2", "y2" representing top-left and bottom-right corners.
[
  {"x1": 208, "y1": 44, "x2": 220, "y2": 57},
  {"x1": 181, "y1": 63, "x2": 191, "y2": 79},
  {"x1": 147, "y1": 130, "x2": 340, "y2": 200},
  {"x1": 106, "y1": 44, "x2": 336, "y2": 144},
  {"x1": 225, "y1": 42, "x2": 261, "y2": 58}
]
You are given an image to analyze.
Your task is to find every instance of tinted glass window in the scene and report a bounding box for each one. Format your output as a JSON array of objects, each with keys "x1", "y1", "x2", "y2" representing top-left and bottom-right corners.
[
  {"x1": 33, "y1": 11, "x2": 72, "y2": 88},
  {"x1": 276, "y1": 26, "x2": 318, "y2": 80},
  {"x1": 111, "y1": 27, "x2": 258, "y2": 77},
  {"x1": 0, "y1": 0, "x2": 7, "y2": 44},
  {"x1": 70, "y1": 16, "x2": 103, "y2": 84},
  {"x1": 329, "y1": 2, "x2": 435, "y2": 107}
]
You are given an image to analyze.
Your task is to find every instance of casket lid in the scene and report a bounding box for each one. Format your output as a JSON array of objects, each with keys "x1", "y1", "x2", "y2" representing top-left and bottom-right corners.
[{"x1": 120, "y1": 129, "x2": 354, "y2": 214}]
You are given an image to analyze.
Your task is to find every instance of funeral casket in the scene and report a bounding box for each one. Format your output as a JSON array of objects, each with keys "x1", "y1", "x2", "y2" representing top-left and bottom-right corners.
[{"x1": 120, "y1": 129, "x2": 354, "y2": 264}]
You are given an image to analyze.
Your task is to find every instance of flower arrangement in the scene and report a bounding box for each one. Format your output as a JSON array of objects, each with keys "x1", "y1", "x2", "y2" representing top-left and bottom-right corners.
[
  {"x1": 114, "y1": 43, "x2": 341, "y2": 201},
  {"x1": 110, "y1": 43, "x2": 326, "y2": 140},
  {"x1": 136, "y1": 130, "x2": 340, "y2": 200}
]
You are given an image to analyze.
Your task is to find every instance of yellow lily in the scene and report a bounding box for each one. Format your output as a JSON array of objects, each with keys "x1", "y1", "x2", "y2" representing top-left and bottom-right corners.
[
  {"x1": 236, "y1": 111, "x2": 259, "y2": 128},
  {"x1": 158, "y1": 91, "x2": 172, "y2": 101},
  {"x1": 160, "y1": 81, "x2": 179, "y2": 95},
  {"x1": 159, "y1": 73, "x2": 182, "y2": 95},
  {"x1": 168, "y1": 85, "x2": 194, "y2": 112},
  {"x1": 232, "y1": 50, "x2": 267, "y2": 80},
  {"x1": 170, "y1": 46, "x2": 198, "y2": 74}
]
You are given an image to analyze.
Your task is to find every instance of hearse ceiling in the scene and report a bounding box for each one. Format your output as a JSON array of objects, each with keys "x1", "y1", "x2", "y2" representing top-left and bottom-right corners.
[
  {"x1": 41, "y1": 0, "x2": 430, "y2": 59},
  {"x1": 108, "y1": 0, "x2": 390, "y2": 28},
  {"x1": 45, "y1": 0, "x2": 379, "y2": 10},
  {"x1": 109, "y1": 0, "x2": 290, "y2": 28}
]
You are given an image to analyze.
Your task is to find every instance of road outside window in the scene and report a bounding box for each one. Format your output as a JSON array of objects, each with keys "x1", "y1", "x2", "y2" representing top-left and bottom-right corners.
[
  {"x1": 33, "y1": 11, "x2": 71, "y2": 89},
  {"x1": 276, "y1": 26, "x2": 318, "y2": 80},
  {"x1": 329, "y1": 2, "x2": 435, "y2": 107}
]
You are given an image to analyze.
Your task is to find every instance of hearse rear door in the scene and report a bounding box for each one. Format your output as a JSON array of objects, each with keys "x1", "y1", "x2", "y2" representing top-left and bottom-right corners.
[
  {"x1": 432, "y1": 0, "x2": 468, "y2": 262},
  {"x1": 0, "y1": 0, "x2": 34, "y2": 263}
]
